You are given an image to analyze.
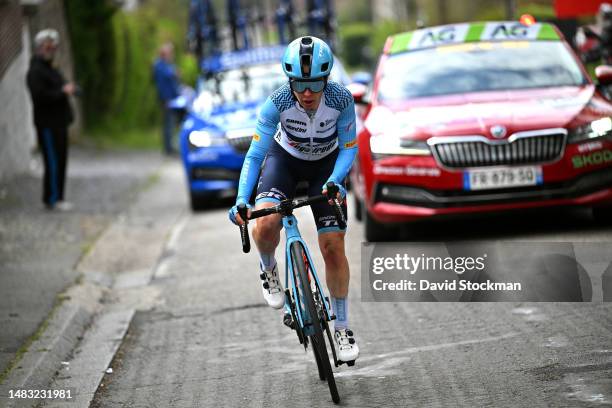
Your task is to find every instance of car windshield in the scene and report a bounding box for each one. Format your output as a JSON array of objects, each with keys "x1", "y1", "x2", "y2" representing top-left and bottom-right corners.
[
  {"x1": 377, "y1": 41, "x2": 588, "y2": 101},
  {"x1": 200, "y1": 63, "x2": 286, "y2": 106}
]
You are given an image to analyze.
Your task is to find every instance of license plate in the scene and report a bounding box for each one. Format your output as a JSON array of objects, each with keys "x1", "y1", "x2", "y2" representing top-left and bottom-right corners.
[{"x1": 465, "y1": 166, "x2": 542, "y2": 190}]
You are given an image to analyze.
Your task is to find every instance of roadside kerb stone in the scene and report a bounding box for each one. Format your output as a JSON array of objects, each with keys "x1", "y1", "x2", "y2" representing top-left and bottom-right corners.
[{"x1": 0, "y1": 160, "x2": 186, "y2": 407}]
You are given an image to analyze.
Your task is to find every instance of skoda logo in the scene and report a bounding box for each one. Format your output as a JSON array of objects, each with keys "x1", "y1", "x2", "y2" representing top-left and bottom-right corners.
[{"x1": 490, "y1": 125, "x2": 507, "y2": 139}]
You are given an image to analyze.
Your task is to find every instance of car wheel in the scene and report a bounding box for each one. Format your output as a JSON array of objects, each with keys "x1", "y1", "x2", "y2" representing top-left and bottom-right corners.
[
  {"x1": 593, "y1": 205, "x2": 612, "y2": 224},
  {"x1": 353, "y1": 194, "x2": 363, "y2": 222},
  {"x1": 190, "y1": 191, "x2": 211, "y2": 211},
  {"x1": 364, "y1": 207, "x2": 393, "y2": 242}
]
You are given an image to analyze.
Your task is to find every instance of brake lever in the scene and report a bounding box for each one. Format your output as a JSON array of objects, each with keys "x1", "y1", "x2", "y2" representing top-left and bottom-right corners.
[
  {"x1": 325, "y1": 182, "x2": 347, "y2": 230},
  {"x1": 237, "y1": 204, "x2": 250, "y2": 253}
]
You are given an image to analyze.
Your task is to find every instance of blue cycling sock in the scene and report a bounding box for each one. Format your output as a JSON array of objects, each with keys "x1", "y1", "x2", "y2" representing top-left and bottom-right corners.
[
  {"x1": 331, "y1": 296, "x2": 347, "y2": 330},
  {"x1": 260, "y1": 252, "x2": 276, "y2": 271}
]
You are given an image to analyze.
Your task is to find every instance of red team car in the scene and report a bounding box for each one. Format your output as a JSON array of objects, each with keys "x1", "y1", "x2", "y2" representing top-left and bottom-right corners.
[{"x1": 351, "y1": 20, "x2": 612, "y2": 241}]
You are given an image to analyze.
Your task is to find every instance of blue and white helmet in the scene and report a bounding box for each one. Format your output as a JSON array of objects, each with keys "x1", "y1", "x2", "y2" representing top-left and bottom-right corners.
[{"x1": 282, "y1": 36, "x2": 334, "y2": 80}]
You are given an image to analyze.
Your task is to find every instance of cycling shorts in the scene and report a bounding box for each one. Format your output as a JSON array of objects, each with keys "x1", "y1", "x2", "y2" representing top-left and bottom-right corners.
[{"x1": 255, "y1": 142, "x2": 348, "y2": 234}]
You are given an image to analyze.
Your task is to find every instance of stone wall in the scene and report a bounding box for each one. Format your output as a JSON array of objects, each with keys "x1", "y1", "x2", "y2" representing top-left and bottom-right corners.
[
  {"x1": 0, "y1": 19, "x2": 35, "y2": 180},
  {"x1": 0, "y1": 0, "x2": 80, "y2": 180}
]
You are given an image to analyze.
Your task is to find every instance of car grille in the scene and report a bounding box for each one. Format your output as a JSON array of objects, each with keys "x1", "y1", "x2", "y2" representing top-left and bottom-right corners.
[
  {"x1": 429, "y1": 130, "x2": 567, "y2": 169},
  {"x1": 191, "y1": 168, "x2": 240, "y2": 181},
  {"x1": 227, "y1": 135, "x2": 253, "y2": 153}
]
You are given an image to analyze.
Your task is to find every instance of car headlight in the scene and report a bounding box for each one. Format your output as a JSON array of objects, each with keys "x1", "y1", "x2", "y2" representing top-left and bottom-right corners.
[
  {"x1": 370, "y1": 134, "x2": 431, "y2": 159},
  {"x1": 568, "y1": 117, "x2": 612, "y2": 143},
  {"x1": 189, "y1": 130, "x2": 212, "y2": 148}
]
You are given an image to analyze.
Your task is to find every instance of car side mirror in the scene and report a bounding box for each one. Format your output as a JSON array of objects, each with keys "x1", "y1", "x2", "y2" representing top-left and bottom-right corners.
[
  {"x1": 347, "y1": 82, "x2": 369, "y2": 105},
  {"x1": 595, "y1": 65, "x2": 612, "y2": 86}
]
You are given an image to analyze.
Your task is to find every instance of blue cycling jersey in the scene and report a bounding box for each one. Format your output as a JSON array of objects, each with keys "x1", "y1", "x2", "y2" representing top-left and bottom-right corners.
[{"x1": 236, "y1": 80, "x2": 357, "y2": 205}]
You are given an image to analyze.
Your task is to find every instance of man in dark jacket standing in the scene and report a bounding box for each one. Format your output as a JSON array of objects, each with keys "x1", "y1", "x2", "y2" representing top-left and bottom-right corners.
[{"x1": 26, "y1": 29, "x2": 75, "y2": 210}]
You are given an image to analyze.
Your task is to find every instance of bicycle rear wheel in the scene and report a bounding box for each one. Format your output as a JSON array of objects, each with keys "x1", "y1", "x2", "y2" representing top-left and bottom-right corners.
[{"x1": 290, "y1": 242, "x2": 340, "y2": 404}]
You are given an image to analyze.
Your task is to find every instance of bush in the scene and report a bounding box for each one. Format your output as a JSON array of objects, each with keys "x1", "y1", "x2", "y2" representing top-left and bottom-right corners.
[
  {"x1": 339, "y1": 20, "x2": 408, "y2": 71},
  {"x1": 64, "y1": 0, "x2": 119, "y2": 128},
  {"x1": 65, "y1": 0, "x2": 193, "y2": 146},
  {"x1": 339, "y1": 23, "x2": 372, "y2": 69}
]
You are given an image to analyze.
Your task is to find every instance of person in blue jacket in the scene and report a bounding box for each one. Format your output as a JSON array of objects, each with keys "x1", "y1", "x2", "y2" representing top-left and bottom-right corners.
[
  {"x1": 229, "y1": 36, "x2": 359, "y2": 364},
  {"x1": 153, "y1": 43, "x2": 181, "y2": 155}
]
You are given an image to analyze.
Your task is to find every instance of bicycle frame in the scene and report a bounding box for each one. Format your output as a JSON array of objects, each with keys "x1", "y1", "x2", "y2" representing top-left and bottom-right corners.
[{"x1": 282, "y1": 214, "x2": 332, "y2": 337}]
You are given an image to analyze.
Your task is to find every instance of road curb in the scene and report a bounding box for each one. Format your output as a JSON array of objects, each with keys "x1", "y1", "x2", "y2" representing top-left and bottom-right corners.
[
  {"x1": 45, "y1": 309, "x2": 135, "y2": 408},
  {"x1": 0, "y1": 283, "x2": 104, "y2": 407},
  {"x1": 0, "y1": 161, "x2": 185, "y2": 407}
]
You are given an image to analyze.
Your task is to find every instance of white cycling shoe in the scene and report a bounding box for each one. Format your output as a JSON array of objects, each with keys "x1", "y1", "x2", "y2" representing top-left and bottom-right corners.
[
  {"x1": 260, "y1": 263, "x2": 285, "y2": 309},
  {"x1": 335, "y1": 329, "x2": 359, "y2": 363}
]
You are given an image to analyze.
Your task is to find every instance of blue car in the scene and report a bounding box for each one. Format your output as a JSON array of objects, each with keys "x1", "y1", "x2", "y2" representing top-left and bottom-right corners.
[{"x1": 178, "y1": 45, "x2": 351, "y2": 210}]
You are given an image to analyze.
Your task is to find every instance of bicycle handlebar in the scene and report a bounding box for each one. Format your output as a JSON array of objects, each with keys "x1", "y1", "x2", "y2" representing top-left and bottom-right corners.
[{"x1": 237, "y1": 182, "x2": 347, "y2": 253}]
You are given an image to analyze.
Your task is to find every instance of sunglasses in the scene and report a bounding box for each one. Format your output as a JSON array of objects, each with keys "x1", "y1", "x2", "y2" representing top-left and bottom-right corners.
[{"x1": 289, "y1": 79, "x2": 326, "y2": 93}]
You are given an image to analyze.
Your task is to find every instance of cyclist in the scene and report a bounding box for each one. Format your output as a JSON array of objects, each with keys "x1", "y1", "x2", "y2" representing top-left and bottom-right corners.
[{"x1": 229, "y1": 36, "x2": 359, "y2": 363}]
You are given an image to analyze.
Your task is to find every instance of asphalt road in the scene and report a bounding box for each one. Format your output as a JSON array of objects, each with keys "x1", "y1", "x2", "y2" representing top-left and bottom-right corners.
[{"x1": 80, "y1": 161, "x2": 612, "y2": 407}]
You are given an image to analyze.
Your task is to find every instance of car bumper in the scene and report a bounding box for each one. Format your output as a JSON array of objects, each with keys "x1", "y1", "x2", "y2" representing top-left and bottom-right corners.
[
  {"x1": 364, "y1": 140, "x2": 612, "y2": 223},
  {"x1": 182, "y1": 145, "x2": 245, "y2": 194},
  {"x1": 369, "y1": 168, "x2": 612, "y2": 223}
]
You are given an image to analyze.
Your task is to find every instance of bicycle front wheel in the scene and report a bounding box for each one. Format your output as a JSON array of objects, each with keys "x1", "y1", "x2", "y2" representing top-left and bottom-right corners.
[{"x1": 290, "y1": 242, "x2": 340, "y2": 404}]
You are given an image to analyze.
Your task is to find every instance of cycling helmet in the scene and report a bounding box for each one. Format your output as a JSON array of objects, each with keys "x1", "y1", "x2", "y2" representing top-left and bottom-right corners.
[{"x1": 282, "y1": 36, "x2": 334, "y2": 80}]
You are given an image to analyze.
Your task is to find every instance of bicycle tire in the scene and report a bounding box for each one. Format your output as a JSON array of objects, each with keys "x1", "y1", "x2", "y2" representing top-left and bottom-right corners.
[{"x1": 290, "y1": 242, "x2": 340, "y2": 404}]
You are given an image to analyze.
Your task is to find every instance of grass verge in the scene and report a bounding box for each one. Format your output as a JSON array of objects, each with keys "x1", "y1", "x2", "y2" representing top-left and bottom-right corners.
[{"x1": 81, "y1": 126, "x2": 162, "y2": 151}]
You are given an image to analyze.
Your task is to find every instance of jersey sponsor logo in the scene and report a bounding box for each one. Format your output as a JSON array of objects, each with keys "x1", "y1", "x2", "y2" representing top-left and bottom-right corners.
[
  {"x1": 287, "y1": 140, "x2": 337, "y2": 155},
  {"x1": 286, "y1": 124, "x2": 307, "y2": 133},
  {"x1": 253, "y1": 133, "x2": 261, "y2": 141},
  {"x1": 317, "y1": 126, "x2": 335, "y2": 134},
  {"x1": 344, "y1": 139, "x2": 357, "y2": 148},
  {"x1": 286, "y1": 118, "x2": 307, "y2": 126}
]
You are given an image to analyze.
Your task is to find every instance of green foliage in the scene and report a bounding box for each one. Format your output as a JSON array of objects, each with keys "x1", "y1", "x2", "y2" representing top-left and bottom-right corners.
[
  {"x1": 83, "y1": 126, "x2": 161, "y2": 150},
  {"x1": 64, "y1": 0, "x2": 119, "y2": 127},
  {"x1": 517, "y1": 3, "x2": 556, "y2": 20},
  {"x1": 65, "y1": 0, "x2": 193, "y2": 147},
  {"x1": 371, "y1": 20, "x2": 407, "y2": 56},
  {"x1": 339, "y1": 23, "x2": 372, "y2": 68},
  {"x1": 339, "y1": 20, "x2": 407, "y2": 71},
  {"x1": 472, "y1": 5, "x2": 505, "y2": 22},
  {"x1": 337, "y1": 0, "x2": 372, "y2": 24}
]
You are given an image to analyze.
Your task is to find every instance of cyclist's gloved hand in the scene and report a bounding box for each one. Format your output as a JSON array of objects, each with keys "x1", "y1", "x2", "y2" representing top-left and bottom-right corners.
[
  {"x1": 229, "y1": 202, "x2": 252, "y2": 226},
  {"x1": 322, "y1": 181, "x2": 346, "y2": 205}
]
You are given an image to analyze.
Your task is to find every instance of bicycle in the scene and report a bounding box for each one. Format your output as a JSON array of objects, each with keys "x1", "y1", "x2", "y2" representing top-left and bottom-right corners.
[{"x1": 236, "y1": 182, "x2": 349, "y2": 404}]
